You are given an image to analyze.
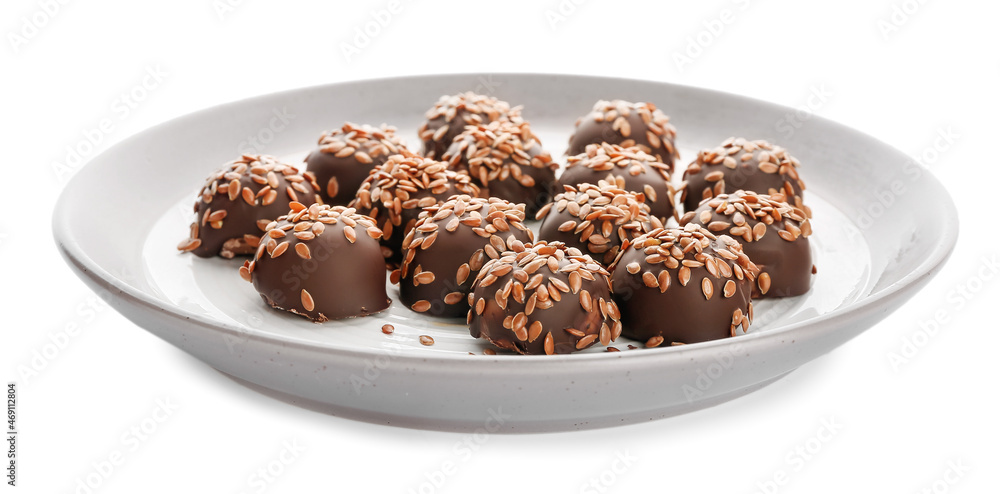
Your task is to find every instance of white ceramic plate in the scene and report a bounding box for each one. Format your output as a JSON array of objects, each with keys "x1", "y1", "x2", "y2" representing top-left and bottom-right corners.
[{"x1": 53, "y1": 74, "x2": 958, "y2": 432}]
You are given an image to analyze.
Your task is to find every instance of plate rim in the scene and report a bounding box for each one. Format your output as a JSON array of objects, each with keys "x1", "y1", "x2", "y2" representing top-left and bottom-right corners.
[{"x1": 52, "y1": 72, "x2": 960, "y2": 367}]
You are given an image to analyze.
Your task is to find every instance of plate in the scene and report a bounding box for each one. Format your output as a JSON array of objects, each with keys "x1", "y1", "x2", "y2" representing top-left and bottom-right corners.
[{"x1": 53, "y1": 73, "x2": 958, "y2": 432}]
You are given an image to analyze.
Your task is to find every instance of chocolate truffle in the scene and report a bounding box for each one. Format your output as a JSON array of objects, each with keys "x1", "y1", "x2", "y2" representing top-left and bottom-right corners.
[
  {"x1": 560, "y1": 143, "x2": 676, "y2": 222},
  {"x1": 442, "y1": 120, "x2": 558, "y2": 215},
  {"x1": 418, "y1": 92, "x2": 522, "y2": 159},
  {"x1": 680, "y1": 190, "x2": 813, "y2": 298},
  {"x1": 681, "y1": 137, "x2": 809, "y2": 217},
  {"x1": 467, "y1": 241, "x2": 622, "y2": 355},
  {"x1": 349, "y1": 151, "x2": 481, "y2": 265},
  {"x1": 178, "y1": 154, "x2": 320, "y2": 258},
  {"x1": 566, "y1": 100, "x2": 678, "y2": 167},
  {"x1": 535, "y1": 181, "x2": 656, "y2": 266},
  {"x1": 396, "y1": 195, "x2": 534, "y2": 317},
  {"x1": 304, "y1": 123, "x2": 407, "y2": 206},
  {"x1": 240, "y1": 203, "x2": 390, "y2": 322},
  {"x1": 610, "y1": 225, "x2": 759, "y2": 346}
]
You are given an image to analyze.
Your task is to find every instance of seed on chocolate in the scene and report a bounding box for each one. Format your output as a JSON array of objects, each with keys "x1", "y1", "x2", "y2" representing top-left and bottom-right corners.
[
  {"x1": 295, "y1": 243, "x2": 311, "y2": 259},
  {"x1": 301, "y1": 289, "x2": 315, "y2": 311},
  {"x1": 444, "y1": 292, "x2": 464, "y2": 305},
  {"x1": 580, "y1": 290, "x2": 593, "y2": 311},
  {"x1": 723, "y1": 280, "x2": 736, "y2": 298},
  {"x1": 544, "y1": 333, "x2": 554, "y2": 355},
  {"x1": 576, "y1": 334, "x2": 598, "y2": 350},
  {"x1": 626, "y1": 262, "x2": 641, "y2": 274},
  {"x1": 645, "y1": 336, "x2": 664, "y2": 348},
  {"x1": 758, "y1": 272, "x2": 771, "y2": 294},
  {"x1": 642, "y1": 271, "x2": 658, "y2": 288},
  {"x1": 701, "y1": 277, "x2": 713, "y2": 300},
  {"x1": 271, "y1": 241, "x2": 289, "y2": 258},
  {"x1": 412, "y1": 300, "x2": 432, "y2": 312}
]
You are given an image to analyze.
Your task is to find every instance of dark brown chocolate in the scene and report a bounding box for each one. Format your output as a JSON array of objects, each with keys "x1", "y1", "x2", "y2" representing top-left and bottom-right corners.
[
  {"x1": 467, "y1": 241, "x2": 621, "y2": 355},
  {"x1": 535, "y1": 181, "x2": 656, "y2": 266},
  {"x1": 396, "y1": 196, "x2": 534, "y2": 318},
  {"x1": 566, "y1": 100, "x2": 678, "y2": 168},
  {"x1": 681, "y1": 137, "x2": 809, "y2": 217},
  {"x1": 560, "y1": 143, "x2": 676, "y2": 223},
  {"x1": 349, "y1": 151, "x2": 481, "y2": 265},
  {"x1": 240, "y1": 203, "x2": 390, "y2": 322},
  {"x1": 304, "y1": 123, "x2": 407, "y2": 206},
  {"x1": 178, "y1": 155, "x2": 320, "y2": 258},
  {"x1": 680, "y1": 190, "x2": 813, "y2": 298},
  {"x1": 442, "y1": 120, "x2": 558, "y2": 216},
  {"x1": 418, "y1": 92, "x2": 522, "y2": 159},
  {"x1": 610, "y1": 225, "x2": 758, "y2": 345}
]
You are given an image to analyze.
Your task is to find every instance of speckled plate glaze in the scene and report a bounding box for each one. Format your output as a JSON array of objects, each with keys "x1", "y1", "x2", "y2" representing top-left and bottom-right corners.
[{"x1": 53, "y1": 74, "x2": 958, "y2": 432}]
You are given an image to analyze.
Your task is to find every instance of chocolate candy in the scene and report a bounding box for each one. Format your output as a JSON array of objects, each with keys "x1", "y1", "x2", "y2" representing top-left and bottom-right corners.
[
  {"x1": 240, "y1": 203, "x2": 390, "y2": 322},
  {"x1": 349, "y1": 151, "x2": 481, "y2": 265},
  {"x1": 681, "y1": 137, "x2": 809, "y2": 217},
  {"x1": 397, "y1": 195, "x2": 534, "y2": 317},
  {"x1": 566, "y1": 100, "x2": 678, "y2": 168},
  {"x1": 535, "y1": 181, "x2": 655, "y2": 266},
  {"x1": 418, "y1": 92, "x2": 522, "y2": 159},
  {"x1": 560, "y1": 143, "x2": 676, "y2": 223},
  {"x1": 680, "y1": 190, "x2": 813, "y2": 298},
  {"x1": 304, "y1": 123, "x2": 407, "y2": 206},
  {"x1": 442, "y1": 120, "x2": 558, "y2": 215},
  {"x1": 178, "y1": 154, "x2": 320, "y2": 258},
  {"x1": 610, "y1": 225, "x2": 759, "y2": 346},
  {"x1": 467, "y1": 241, "x2": 621, "y2": 355}
]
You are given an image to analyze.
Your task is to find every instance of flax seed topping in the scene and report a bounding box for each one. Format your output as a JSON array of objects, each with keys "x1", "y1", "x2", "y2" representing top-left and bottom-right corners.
[
  {"x1": 179, "y1": 154, "x2": 320, "y2": 259},
  {"x1": 680, "y1": 190, "x2": 814, "y2": 298},
  {"x1": 561, "y1": 142, "x2": 677, "y2": 222},
  {"x1": 443, "y1": 119, "x2": 558, "y2": 216},
  {"x1": 567, "y1": 100, "x2": 679, "y2": 167},
  {"x1": 242, "y1": 204, "x2": 390, "y2": 322},
  {"x1": 305, "y1": 122, "x2": 408, "y2": 206},
  {"x1": 396, "y1": 195, "x2": 534, "y2": 317},
  {"x1": 681, "y1": 137, "x2": 809, "y2": 217},
  {"x1": 418, "y1": 92, "x2": 523, "y2": 159},
  {"x1": 350, "y1": 150, "x2": 481, "y2": 265},
  {"x1": 467, "y1": 240, "x2": 620, "y2": 355},
  {"x1": 610, "y1": 225, "x2": 758, "y2": 344},
  {"x1": 536, "y1": 180, "x2": 657, "y2": 266}
]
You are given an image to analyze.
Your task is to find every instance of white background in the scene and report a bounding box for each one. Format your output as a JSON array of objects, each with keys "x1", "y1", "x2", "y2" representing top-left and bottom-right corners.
[{"x1": 2, "y1": 0, "x2": 997, "y2": 492}]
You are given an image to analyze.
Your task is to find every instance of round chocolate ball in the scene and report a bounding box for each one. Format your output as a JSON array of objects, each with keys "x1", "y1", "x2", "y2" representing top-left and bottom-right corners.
[
  {"x1": 304, "y1": 123, "x2": 407, "y2": 206},
  {"x1": 467, "y1": 241, "x2": 622, "y2": 355},
  {"x1": 442, "y1": 120, "x2": 558, "y2": 215},
  {"x1": 396, "y1": 195, "x2": 534, "y2": 318},
  {"x1": 418, "y1": 92, "x2": 522, "y2": 159},
  {"x1": 178, "y1": 154, "x2": 320, "y2": 258},
  {"x1": 240, "y1": 203, "x2": 390, "y2": 322},
  {"x1": 566, "y1": 100, "x2": 678, "y2": 168},
  {"x1": 680, "y1": 190, "x2": 813, "y2": 298},
  {"x1": 535, "y1": 181, "x2": 656, "y2": 266},
  {"x1": 681, "y1": 137, "x2": 809, "y2": 217},
  {"x1": 349, "y1": 151, "x2": 481, "y2": 265},
  {"x1": 560, "y1": 143, "x2": 676, "y2": 223},
  {"x1": 610, "y1": 225, "x2": 759, "y2": 346}
]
